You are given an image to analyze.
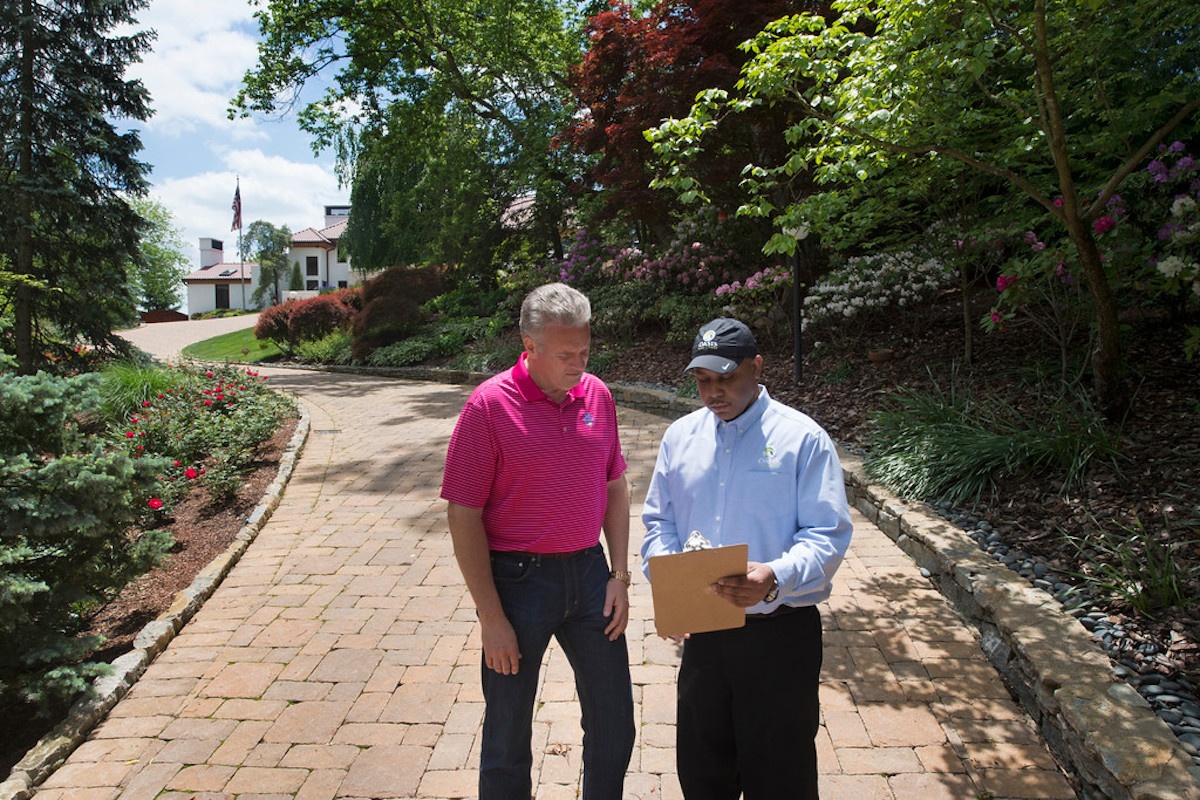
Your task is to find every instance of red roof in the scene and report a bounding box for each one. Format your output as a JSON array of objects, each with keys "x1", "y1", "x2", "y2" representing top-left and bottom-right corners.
[
  {"x1": 292, "y1": 218, "x2": 348, "y2": 248},
  {"x1": 183, "y1": 262, "x2": 256, "y2": 283}
]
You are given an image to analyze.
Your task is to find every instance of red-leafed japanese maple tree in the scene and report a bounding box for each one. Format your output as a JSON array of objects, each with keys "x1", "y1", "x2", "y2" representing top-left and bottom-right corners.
[{"x1": 561, "y1": 0, "x2": 830, "y2": 242}]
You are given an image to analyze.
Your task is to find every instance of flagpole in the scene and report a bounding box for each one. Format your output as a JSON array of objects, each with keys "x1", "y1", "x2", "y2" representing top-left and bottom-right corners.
[
  {"x1": 233, "y1": 177, "x2": 246, "y2": 310},
  {"x1": 239, "y1": 227, "x2": 246, "y2": 311}
]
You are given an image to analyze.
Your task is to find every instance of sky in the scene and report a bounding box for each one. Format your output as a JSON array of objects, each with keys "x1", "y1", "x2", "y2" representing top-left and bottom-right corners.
[{"x1": 125, "y1": 0, "x2": 350, "y2": 273}]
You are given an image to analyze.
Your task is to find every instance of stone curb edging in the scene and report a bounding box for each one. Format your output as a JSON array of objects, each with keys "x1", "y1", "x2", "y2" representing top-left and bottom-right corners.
[
  {"x1": 838, "y1": 452, "x2": 1200, "y2": 800},
  {"x1": 0, "y1": 408, "x2": 311, "y2": 800}
]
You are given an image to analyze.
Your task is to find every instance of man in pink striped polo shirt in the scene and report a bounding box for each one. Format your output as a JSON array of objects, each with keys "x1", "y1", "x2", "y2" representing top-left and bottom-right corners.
[{"x1": 441, "y1": 282, "x2": 635, "y2": 799}]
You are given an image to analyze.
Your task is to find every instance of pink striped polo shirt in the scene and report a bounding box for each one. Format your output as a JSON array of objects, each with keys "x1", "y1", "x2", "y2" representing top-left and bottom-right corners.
[{"x1": 440, "y1": 353, "x2": 627, "y2": 553}]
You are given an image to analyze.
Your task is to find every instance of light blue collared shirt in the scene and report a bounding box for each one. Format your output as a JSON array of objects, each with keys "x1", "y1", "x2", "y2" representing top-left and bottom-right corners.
[{"x1": 641, "y1": 387, "x2": 853, "y2": 613}]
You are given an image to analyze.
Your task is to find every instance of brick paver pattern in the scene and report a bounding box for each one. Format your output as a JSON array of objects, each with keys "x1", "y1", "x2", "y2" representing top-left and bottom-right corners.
[{"x1": 35, "y1": 327, "x2": 1077, "y2": 799}]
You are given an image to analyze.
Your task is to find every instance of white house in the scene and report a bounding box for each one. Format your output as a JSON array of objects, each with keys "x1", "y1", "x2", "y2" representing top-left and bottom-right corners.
[
  {"x1": 289, "y1": 205, "x2": 355, "y2": 292},
  {"x1": 182, "y1": 205, "x2": 358, "y2": 315},
  {"x1": 181, "y1": 238, "x2": 258, "y2": 315}
]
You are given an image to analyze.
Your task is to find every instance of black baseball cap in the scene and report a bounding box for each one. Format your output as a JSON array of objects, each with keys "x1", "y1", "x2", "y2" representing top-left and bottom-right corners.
[{"x1": 685, "y1": 318, "x2": 758, "y2": 374}]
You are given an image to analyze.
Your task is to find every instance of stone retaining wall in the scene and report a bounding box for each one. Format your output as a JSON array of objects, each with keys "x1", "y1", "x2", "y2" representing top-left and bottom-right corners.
[{"x1": 838, "y1": 452, "x2": 1200, "y2": 800}]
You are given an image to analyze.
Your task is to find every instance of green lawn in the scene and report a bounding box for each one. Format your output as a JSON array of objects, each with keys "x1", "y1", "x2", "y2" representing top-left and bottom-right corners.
[{"x1": 182, "y1": 327, "x2": 282, "y2": 363}]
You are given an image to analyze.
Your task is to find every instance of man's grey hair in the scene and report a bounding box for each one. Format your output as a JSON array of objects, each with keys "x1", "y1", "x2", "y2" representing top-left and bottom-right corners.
[{"x1": 520, "y1": 282, "x2": 591, "y2": 339}]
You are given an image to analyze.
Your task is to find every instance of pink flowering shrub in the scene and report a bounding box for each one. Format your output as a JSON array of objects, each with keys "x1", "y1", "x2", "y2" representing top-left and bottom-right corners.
[
  {"x1": 985, "y1": 141, "x2": 1200, "y2": 360},
  {"x1": 713, "y1": 265, "x2": 793, "y2": 348},
  {"x1": 982, "y1": 225, "x2": 1086, "y2": 377},
  {"x1": 551, "y1": 211, "x2": 746, "y2": 296}
]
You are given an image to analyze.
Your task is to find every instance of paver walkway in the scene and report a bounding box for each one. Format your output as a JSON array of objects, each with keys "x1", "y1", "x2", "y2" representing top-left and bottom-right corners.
[{"x1": 29, "y1": 319, "x2": 1076, "y2": 799}]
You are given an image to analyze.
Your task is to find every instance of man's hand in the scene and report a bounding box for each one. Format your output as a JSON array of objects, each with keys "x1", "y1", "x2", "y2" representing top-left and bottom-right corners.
[
  {"x1": 603, "y1": 579, "x2": 630, "y2": 640},
  {"x1": 480, "y1": 615, "x2": 522, "y2": 675},
  {"x1": 711, "y1": 562, "x2": 776, "y2": 608}
]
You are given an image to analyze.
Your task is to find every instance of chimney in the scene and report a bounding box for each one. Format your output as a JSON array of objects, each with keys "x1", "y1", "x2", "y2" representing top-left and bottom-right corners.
[
  {"x1": 199, "y1": 237, "x2": 224, "y2": 268},
  {"x1": 323, "y1": 205, "x2": 350, "y2": 229}
]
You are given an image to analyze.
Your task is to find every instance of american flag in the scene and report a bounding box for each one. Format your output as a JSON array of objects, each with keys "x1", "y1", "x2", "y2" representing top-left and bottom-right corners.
[{"x1": 231, "y1": 183, "x2": 242, "y2": 232}]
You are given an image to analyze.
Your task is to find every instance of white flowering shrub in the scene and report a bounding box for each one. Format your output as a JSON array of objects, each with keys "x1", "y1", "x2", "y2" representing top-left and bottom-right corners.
[{"x1": 801, "y1": 249, "x2": 957, "y2": 334}]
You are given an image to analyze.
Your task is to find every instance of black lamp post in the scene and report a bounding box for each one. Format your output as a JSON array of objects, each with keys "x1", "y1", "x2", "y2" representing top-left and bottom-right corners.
[{"x1": 785, "y1": 227, "x2": 809, "y2": 385}]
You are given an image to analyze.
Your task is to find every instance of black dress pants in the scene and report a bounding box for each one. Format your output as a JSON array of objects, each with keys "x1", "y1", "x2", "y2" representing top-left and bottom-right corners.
[{"x1": 676, "y1": 605, "x2": 823, "y2": 800}]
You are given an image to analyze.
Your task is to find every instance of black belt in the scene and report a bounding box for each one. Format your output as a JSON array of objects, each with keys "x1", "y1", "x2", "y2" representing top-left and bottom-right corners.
[
  {"x1": 492, "y1": 547, "x2": 593, "y2": 560},
  {"x1": 746, "y1": 604, "x2": 808, "y2": 622}
]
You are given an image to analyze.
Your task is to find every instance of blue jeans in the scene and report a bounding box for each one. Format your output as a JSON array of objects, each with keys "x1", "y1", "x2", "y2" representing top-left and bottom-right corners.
[{"x1": 480, "y1": 544, "x2": 634, "y2": 800}]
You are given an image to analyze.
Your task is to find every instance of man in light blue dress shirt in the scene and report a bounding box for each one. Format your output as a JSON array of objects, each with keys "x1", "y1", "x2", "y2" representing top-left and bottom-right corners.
[{"x1": 641, "y1": 317, "x2": 853, "y2": 800}]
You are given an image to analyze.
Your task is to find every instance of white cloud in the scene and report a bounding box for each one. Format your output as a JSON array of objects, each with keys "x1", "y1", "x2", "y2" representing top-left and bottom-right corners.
[
  {"x1": 153, "y1": 146, "x2": 348, "y2": 270},
  {"x1": 119, "y1": 0, "x2": 351, "y2": 274},
  {"x1": 127, "y1": 0, "x2": 261, "y2": 136}
]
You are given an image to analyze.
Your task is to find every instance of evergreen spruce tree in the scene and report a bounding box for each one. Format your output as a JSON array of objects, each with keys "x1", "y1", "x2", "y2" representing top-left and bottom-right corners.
[
  {"x1": 0, "y1": 0, "x2": 154, "y2": 373},
  {"x1": 289, "y1": 262, "x2": 304, "y2": 292}
]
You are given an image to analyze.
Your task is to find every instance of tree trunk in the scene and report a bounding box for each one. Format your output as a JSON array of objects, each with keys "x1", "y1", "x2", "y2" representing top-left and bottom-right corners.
[
  {"x1": 1066, "y1": 219, "x2": 1126, "y2": 419},
  {"x1": 959, "y1": 262, "x2": 974, "y2": 366},
  {"x1": 15, "y1": 0, "x2": 36, "y2": 375}
]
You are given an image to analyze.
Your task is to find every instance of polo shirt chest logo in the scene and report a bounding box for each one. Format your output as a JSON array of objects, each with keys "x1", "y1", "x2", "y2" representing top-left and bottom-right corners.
[{"x1": 581, "y1": 411, "x2": 595, "y2": 428}]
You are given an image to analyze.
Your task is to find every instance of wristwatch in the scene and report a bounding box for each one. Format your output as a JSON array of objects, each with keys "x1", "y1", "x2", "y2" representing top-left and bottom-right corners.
[
  {"x1": 609, "y1": 569, "x2": 632, "y2": 586},
  {"x1": 763, "y1": 576, "x2": 779, "y2": 603}
]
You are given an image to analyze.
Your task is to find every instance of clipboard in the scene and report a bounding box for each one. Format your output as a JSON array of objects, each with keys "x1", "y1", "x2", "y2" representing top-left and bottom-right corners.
[{"x1": 647, "y1": 543, "x2": 748, "y2": 637}]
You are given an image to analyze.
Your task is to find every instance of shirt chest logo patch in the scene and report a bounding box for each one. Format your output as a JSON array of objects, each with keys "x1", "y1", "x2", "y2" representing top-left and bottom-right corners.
[
  {"x1": 758, "y1": 445, "x2": 782, "y2": 467},
  {"x1": 581, "y1": 411, "x2": 595, "y2": 428}
]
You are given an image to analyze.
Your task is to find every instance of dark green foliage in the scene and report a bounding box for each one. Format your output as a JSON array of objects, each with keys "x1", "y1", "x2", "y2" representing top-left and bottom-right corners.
[
  {"x1": 447, "y1": 337, "x2": 526, "y2": 374},
  {"x1": 649, "y1": 293, "x2": 725, "y2": 345},
  {"x1": 366, "y1": 337, "x2": 438, "y2": 367},
  {"x1": 293, "y1": 330, "x2": 355, "y2": 365},
  {"x1": 364, "y1": 316, "x2": 492, "y2": 368},
  {"x1": 0, "y1": 372, "x2": 171, "y2": 714},
  {"x1": 0, "y1": 0, "x2": 154, "y2": 373},
  {"x1": 866, "y1": 372, "x2": 1121, "y2": 506},
  {"x1": 350, "y1": 266, "x2": 446, "y2": 362}
]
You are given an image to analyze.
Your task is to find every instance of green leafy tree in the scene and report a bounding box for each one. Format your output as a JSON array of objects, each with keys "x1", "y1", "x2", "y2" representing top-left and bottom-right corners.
[
  {"x1": 648, "y1": 0, "x2": 1200, "y2": 418},
  {"x1": 127, "y1": 196, "x2": 189, "y2": 312},
  {"x1": 0, "y1": 0, "x2": 154, "y2": 373},
  {"x1": 242, "y1": 219, "x2": 292, "y2": 308},
  {"x1": 345, "y1": 100, "x2": 519, "y2": 274},
  {"x1": 232, "y1": 0, "x2": 582, "y2": 277},
  {"x1": 562, "y1": 0, "x2": 824, "y2": 243}
]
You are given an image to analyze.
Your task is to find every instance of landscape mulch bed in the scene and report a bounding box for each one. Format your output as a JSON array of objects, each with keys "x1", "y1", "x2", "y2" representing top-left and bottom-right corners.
[{"x1": 0, "y1": 417, "x2": 297, "y2": 777}]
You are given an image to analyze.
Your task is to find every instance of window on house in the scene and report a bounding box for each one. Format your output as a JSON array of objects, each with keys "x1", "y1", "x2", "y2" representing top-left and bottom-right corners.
[
  {"x1": 306, "y1": 256, "x2": 319, "y2": 276},
  {"x1": 306, "y1": 280, "x2": 319, "y2": 290},
  {"x1": 337, "y1": 281, "x2": 348, "y2": 289}
]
